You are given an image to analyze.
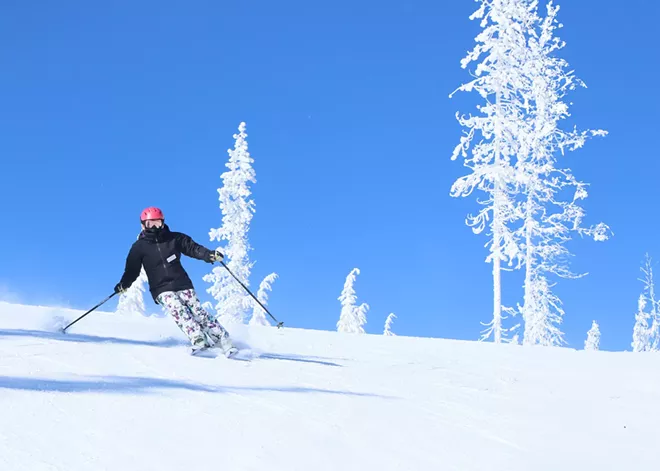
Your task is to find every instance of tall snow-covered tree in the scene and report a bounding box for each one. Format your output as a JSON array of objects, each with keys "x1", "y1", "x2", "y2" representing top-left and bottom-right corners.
[
  {"x1": 515, "y1": 1, "x2": 609, "y2": 346},
  {"x1": 116, "y1": 267, "x2": 148, "y2": 316},
  {"x1": 249, "y1": 272, "x2": 278, "y2": 326},
  {"x1": 337, "y1": 268, "x2": 369, "y2": 334},
  {"x1": 632, "y1": 294, "x2": 652, "y2": 352},
  {"x1": 203, "y1": 122, "x2": 257, "y2": 325},
  {"x1": 450, "y1": 0, "x2": 539, "y2": 343},
  {"x1": 584, "y1": 320, "x2": 600, "y2": 351},
  {"x1": 652, "y1": 313, "x2": 660, "y2": 352},
  {"x1": 642, "y1": 255, "x2": 660, "y2": 351},
  {"x1": 383, "y1": 313, "x2": 397, "y2": 336},
  {"x1": 632, "y1": 254, "x2": 659, "y2": 352}
]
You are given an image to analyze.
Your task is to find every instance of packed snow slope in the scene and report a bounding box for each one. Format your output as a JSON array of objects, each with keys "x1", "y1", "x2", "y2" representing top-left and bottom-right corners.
[{"x1": 1, "y1": 301, "x2": 659, "y2": 471}]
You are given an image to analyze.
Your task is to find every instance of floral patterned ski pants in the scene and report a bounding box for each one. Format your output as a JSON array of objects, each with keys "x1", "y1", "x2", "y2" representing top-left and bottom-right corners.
[{"x1": 156, "y1": 288, "x2": 231, "y2": 348}]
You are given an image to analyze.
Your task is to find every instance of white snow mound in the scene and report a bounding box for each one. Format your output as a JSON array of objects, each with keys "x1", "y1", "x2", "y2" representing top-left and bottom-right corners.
[{"x1": 0, "y1": 300, "x2": 658, "y2": 471}]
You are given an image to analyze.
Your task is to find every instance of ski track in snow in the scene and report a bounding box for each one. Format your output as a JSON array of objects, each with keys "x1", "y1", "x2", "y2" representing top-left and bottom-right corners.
[{"x1": 0, "y1": 300, "x2": 659, "y2": 470}]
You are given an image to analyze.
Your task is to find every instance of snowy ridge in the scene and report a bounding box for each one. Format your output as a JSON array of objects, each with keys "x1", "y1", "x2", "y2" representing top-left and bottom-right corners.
[{"x1": 0, "y1": 301, "x2": 658, "y2": 470}]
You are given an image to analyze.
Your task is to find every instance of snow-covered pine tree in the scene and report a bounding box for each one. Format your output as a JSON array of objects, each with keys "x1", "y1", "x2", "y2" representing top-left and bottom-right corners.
[
  {"x1": 116, "y1": 267, "x2": 148, "y2": 316},
  {"x1": 642, "y1": 255, "x2": 660, "y2": 351},
  {"x1": 450, "y1": 0, "x2": 538, "y2": 343},
  {"x1": 337, "y1": 268, "x2": 369, "y2": 334},
  {"x1": 249, "y1": 272, "x2": 278, "y2": 326},
  {"x1": 584, "y1": 320, "x2": 600, "y2": 351},
  {"x1": 516, "y1": 1, "x2": 609, "y2": 347},
  {"x1": 203, "y1": 122, "x2": 257, "y2": 325},
  {"x1": 632, "y1": 294, "x2": 652, "y2": 352},
  {"x1": 383, "y1": 313, "x2": 396, "y2": 336},
  {"x1": 632, "y1": 254, "x2": 659, "y2": 352},
  {"x1": 652, "y1": 312, "x2": 660, "y2": 352}
]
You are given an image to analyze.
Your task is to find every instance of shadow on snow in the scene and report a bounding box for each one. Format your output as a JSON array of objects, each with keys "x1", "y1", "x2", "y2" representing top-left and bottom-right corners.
[
  {"x1": 258, "y1": 353, "x2": 343, "y2": 367},
  {"x1": 0, "y1": 375, "x2": 387, "y2": 398},
  {"x1": 0, "y1": 328, "x2": 186, "y2": 348},
  {"x1": 0, "y1": 330, "x2": 347, "y2": 367}
]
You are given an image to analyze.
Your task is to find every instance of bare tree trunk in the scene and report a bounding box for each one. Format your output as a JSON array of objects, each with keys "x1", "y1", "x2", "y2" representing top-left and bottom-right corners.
[
  {"x1": 522, "y1": 191, "x2": 534, "y2": 345},
  {"x1": 492, "y1": 246, "x2": 502, "y2": 343},
  {"x1": 491, "y1": 91, "x2": 503, "y2": 344}
]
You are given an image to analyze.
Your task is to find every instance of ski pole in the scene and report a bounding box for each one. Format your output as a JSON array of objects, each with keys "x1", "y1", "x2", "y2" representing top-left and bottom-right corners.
[
  {"x1": 218, "y1": 261, "x2": 284, "y2": 329},
  {"x1": 61, "y1": 292, "x2": 117, "y2": 333}
]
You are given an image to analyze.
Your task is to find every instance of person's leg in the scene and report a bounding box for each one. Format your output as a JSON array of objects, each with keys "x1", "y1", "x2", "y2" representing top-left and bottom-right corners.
[
  {"x1": 156, "y1": 291, "x2": 207, "y2": 348},
  {"x1": 177, "y1": 288, "x2": 235, "y2": 353}
]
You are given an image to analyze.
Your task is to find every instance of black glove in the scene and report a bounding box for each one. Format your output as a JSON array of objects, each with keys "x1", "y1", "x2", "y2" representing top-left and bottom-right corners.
[
  {"x1": 114, "y1": 282, "x2": 127, "y2": 294},
  {"x1": 206, "y1": 250, "x2": 224, "y2": 263}
]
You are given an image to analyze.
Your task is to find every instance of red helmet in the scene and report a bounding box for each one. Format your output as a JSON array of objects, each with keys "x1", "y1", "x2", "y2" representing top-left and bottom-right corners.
[{"x1": 140, "y1": 206, "x2": 164, "y2": 222}]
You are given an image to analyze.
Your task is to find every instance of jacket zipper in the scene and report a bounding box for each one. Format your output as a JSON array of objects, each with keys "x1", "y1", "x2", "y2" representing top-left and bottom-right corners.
[{"x1": 155, "y1": 235, "x2": 169, "y2": 276}]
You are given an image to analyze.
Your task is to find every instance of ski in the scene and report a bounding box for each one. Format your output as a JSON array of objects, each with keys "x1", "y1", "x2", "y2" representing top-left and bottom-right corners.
[
  {"x1": 190, "y1": 345, "x2": 242, "y2": 359},
  {"x1": 190, "y1": 345, "x2": 212, "y2": 356}
]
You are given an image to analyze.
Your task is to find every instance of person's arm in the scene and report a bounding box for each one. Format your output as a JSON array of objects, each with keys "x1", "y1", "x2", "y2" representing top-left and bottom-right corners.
[
  {"x1": 175, "y1": 232, "x2": 223, "y2": 263},
  {"x1": 115, "y1": 243, "x2": 143, "y2": 293}
]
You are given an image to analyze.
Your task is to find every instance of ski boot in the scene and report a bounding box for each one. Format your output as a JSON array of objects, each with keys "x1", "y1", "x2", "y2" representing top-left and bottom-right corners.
[
  {"x1": 208, "y1": 331, "x2": 238, "y2": 358},
  {"x1": 190, "y1": 336, "x2": 211, "y2": 356}
]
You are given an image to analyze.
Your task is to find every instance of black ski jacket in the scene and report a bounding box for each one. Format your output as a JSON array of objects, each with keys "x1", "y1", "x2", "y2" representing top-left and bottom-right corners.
[{"x1": 116, "y1": 224, "x2": 216, "y2": 303}]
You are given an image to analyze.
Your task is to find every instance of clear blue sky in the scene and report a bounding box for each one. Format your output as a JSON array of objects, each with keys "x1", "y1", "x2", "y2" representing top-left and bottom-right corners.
[{"x1": 0, "y1": 0, "x2": 657, "y2": 351}]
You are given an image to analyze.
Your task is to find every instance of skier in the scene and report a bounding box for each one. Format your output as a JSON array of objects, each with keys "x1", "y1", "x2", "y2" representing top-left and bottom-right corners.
[{"x1": 114, "y1": 206, "x2": 237, "y2": 356}]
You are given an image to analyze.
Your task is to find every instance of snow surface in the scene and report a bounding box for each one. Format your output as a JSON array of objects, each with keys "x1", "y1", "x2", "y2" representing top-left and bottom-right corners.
[{"x1": 1, "y1": 301, "x2": 659, "y2": 470}]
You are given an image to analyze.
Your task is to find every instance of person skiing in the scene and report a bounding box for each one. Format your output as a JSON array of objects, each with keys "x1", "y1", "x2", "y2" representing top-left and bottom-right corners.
[{"x1": 114, "y1": 206, "x2": 237, "y2": 356}]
